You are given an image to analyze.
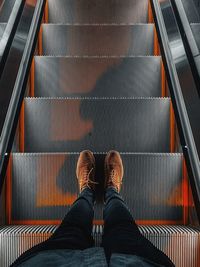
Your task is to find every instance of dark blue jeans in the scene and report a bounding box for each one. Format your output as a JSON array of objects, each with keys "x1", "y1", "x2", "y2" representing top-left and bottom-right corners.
[{"x1": 12, "y1": 188, "x2": 174, "y2": 267}]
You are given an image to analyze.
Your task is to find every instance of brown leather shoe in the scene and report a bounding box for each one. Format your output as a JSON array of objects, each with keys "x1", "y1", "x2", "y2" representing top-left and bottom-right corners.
[
  {"x1": 104, "y1": 151, "x2": 124, "y2": 193},
  {"x1": 76, "y1": 150, "x2": 96, "y2": 192}
]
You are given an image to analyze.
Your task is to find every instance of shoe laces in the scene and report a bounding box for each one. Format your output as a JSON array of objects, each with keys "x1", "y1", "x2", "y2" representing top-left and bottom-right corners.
[
  {"x1": 80, "y1": 166, "x2": 98, "y2": 189},
  {"x1": 109, "y1": 167, "x2": 122, "y2": 187}
]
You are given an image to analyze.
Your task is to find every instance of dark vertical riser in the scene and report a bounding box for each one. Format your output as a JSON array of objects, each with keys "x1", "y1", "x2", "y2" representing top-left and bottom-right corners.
[
  {"x1": 41, "y1": 25, "x2": 155, "y2": 56},
  {"x1": 24, "y1": 98, "x2": 170, "y2": 152},
  {"x1": 34, "y1": 57, "x2": 162, "y2": 97},
  {"x1": 47, "y1": 0, "x2": 149, "y2": 24},
  {"x1": 10, "y1": 153, "x2": 184, "y2": 222}
]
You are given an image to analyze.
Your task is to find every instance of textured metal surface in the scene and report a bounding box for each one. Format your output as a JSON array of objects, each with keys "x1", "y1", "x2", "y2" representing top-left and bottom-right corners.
[
  {"x1": 34, "y1": 56, "x2": 162, "y2": 97},
  {"x1": 33, "y1": 56, "x2": 162, "y2": 96},
  {"x1": 41, "y1": 24, "x2": 155, "y2": 56},
  {"x1": 0, "y1": 225, "x2": 200, "y2": 267},
  {"x1": 47, "y1": 0, "x2": 149, "y2": 24},
  {"x1": 24, "y1": 98, "x2": 170, "y2": 153},
  {"x1": 181, "y1": 0, "x2": 200, "y2": 23},
  {"x1": 0, "y1": 22, "x2": 6, "y2": 38},
  {"x1": 10, "y1": 153, "x2": 183, "y2": 222},
  {"x1": 191, "y1": 23, "x2": 200, "y2": 52},
  {"x1": 0, "y1": 0, "x2": 16, "y2": 23}
]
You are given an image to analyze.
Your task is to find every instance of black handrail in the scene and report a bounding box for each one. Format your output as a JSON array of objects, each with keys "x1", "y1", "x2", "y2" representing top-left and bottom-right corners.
[
  {"x1": 171, "y1": 0, "x2": 200, "y2": 96},
  {"x1": 150, "y1": 0, "x2": 200, "y2": 222},
  {"x1": 0, "y1": 0, "x2": 46, "y2": 193},
  {"x1": 0, "y1": 0, "x2": 24, "y2": 78}
]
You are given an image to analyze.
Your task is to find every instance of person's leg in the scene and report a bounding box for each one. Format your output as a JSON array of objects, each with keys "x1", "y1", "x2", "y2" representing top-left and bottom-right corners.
[
  {"x1": 102, "y1": 187, "x2": 175, "y2": 267},
  {"x1": 47, "y1": 187, "x2": 95, "y2": 249},
  {"x1": 101, "y1": 151, "x2": 175, "y2": 267},
  {"x1": 12, "y1": 150, "x2": 96, "y2": 266},
  {"x1": 11, "y1": 188, "x2": 95, "y2": 267}
]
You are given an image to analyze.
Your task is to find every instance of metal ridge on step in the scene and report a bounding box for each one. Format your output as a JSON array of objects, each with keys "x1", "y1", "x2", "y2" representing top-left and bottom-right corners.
[
  {"x1": 1, "y1": 224, "x2": 199, "y2": 235},
  {"x1": 11, "y1": 152, "x2": 183, "y2": 156},
  {"x1": 35, "y1": 55, "x2": 161, "y2": 58},
  {"x1": 25, "y1": 97, "x2": 170, "y2": 100},
  {"x1": 43, "y1": 23, "x2": 154, "y2": 26}
]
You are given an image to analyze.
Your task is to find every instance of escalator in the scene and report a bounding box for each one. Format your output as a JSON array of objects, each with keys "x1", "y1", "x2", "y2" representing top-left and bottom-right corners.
[{"x1": 0, "y1": 0, "x2": 200, "y2": 266}]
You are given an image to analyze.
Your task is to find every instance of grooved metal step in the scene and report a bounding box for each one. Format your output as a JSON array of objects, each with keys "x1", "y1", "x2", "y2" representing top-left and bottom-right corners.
[
  {"x1": 41, "y1": 24, "x2": 155, "y2": 56},
  {"x1": 34, "y1": 56, "x2": 162, "y2": 97},
  {"x1": 47, "y1": 0, "x2": 149, "y2": 24},
  {"x1": 1, "y1": 225, "x2": 200, "y2": 267},
  {"x1": 9, "y1": 153, "x2": 185, "y2": 223},
  {"x1": 23, "y1": 98, "x2": 171, "y2": 152}
]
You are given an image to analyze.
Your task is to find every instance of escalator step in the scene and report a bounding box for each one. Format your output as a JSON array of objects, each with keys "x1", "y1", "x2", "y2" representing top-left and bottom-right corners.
[
  {"x1": 1, "y1": 225, "x2": 199, "y2": 267},
  {"x1": 23, "y1": 98, "x2": 170, "y2": 152},
  {"x1": 34, "y1": 56, "x2": 162, "y2": 97},
  {"x1": 47, "y1": 0, "x2": 149, "y2": 24},
  {"x1": 41, "y1": 24, "x2": 155, "y2": 56},
  {"x1": 9, "y1": 153, "x2": 185, "y2": 223}
]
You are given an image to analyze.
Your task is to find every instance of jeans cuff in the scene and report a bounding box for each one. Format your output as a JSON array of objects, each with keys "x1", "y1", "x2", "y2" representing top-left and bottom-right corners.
[{"x1": 104, "y1": 186, "x2": 124, "y2": 204}]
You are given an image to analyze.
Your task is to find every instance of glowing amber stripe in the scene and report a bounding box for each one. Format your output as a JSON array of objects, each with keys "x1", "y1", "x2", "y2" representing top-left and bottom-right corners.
[
  {"x1": 44, "y1": 1, "x2": 49, "y2": 23},
  {"x1": 136, "y1": 220, "x2": 183, "y2": 225},
  {"x1": 154, "y1": 27, "x2": 160, "y2": 56},
  {"x1": 10, "y1": 219, "x2": 183, "y2": 226},
  {"x1": 148, "y1": 0, "x2": 154, "y2": 23}
]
